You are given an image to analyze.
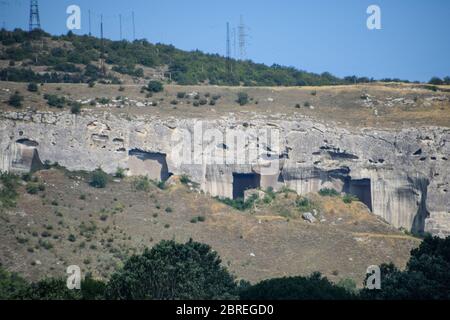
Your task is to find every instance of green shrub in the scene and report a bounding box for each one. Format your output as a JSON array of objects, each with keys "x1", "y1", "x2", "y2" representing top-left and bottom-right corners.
[
  {"x1": 318, "y1": 188, "x2": 340, "y2": 197},
  {"x1": 342, "y1": 194, "x2": 359, "y2": 204},
  {"x1": 44, "y1": 94, "x2": 66, "y2": 108},
  {"x1": 180, "y1": 175, "x2": 191, "y2": 185},
  {"x1": 336, "y1": 278, "x2": 358, "y2": 294},
  {"x1": 133, "y1": 176, "x2": 151, "y2": 192},
  {"x1": 38, "y1": 239, "x2": 53, "y2": 250},
  {"x1": 67, "y1": 234, "x2": 76, "y2": 242},
  {"x1": 97, "y1": 97, "x2": 110, "y2": 104},
  {"x1": 70, "y1": 102, "x2": 81, "y2": 114},
  {"x1": 8, "y1": 92, "x2": 23, "y2": 108},
  {"x1": 240, "y1": 272, "x2": 355, "y2": 300},
  {"x1": 156, "y1": 181, "x2": 166, "y2": 190},
  {"x1": 25, "y1": 183, "x2": 39, "y2": 195},
  {"x1": 146, "y1": 81, "x2": 164, "y2": 93},
  {"x1": 0, "y1": 172, "x2": 20, "y2": 209},
  {"x1": 27, "y1": 82, "x2": 38, "y2": 92},
  {"x1": 89, "y1": 168, "x2": 108, "y2": 188},
  {"x1": 115, "y1": 167, "x2": 126, "y2": 179},
  {"x1": 236, "y1": 92, "x2": 249, "y2": 106},
  {"x1": 177, "y1": 92, "x2": 186, "y2": 99},
  {"x1": 295, "y1": 197, "x2": 314, "y2": 212},
  {"x1": 217, "y1": 194, "x2": 258, "y2": 211}
]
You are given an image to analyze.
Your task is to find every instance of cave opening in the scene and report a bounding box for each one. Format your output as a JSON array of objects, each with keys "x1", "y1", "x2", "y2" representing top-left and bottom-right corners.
[
  {"x1": 232, "y1": 173, "x2": 261, "y2": 199},
  {"x1": 345, "y1": 178, "x2": 373, "y2": 211},
  {"x1": 12, "y1": 140, "x2": 43, "y2": 173},
  {"x1": 128, "y1": 149, "x2": 171, "y2": 181}
]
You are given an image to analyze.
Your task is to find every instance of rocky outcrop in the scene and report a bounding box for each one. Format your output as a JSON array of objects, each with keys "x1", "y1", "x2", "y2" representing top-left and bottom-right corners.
[{"x1": 0, "y1": 110, "x2": 448, "y2": 236}]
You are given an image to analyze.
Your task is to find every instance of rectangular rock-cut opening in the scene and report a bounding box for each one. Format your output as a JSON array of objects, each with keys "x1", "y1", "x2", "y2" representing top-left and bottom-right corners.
[
  {"x1": 12, "y1": 141, "x2": 43, "y2": 173},
  {"x1": 232, "y1": 173, "x2": 261, "y2": 199},
  {"x1": 348, "y1": 178, "x2": 372, "y2": 211},
  {"x1": 128, "y1": 149, "x2": 171, "y2": 181}
]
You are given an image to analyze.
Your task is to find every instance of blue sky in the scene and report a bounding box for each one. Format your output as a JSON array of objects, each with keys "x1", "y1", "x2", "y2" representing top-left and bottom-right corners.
[{"x1": 1, "y1": 0, "x2": 449, "y2": 81}]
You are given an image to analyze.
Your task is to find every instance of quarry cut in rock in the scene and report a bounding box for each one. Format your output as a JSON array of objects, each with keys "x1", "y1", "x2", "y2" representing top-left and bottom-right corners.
[{"x1": 0, "y1": 110, "x2": 449, "y2": 237}]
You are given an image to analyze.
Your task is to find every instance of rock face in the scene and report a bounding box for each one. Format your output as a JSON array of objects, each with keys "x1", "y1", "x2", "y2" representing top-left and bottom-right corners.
[{"x1": 0, "y1": 110, "x2": 449, "y2": 236}]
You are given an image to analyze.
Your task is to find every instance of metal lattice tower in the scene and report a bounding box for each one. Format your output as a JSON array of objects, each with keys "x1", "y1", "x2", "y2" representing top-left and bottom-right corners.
[
  {"x1": 29, "y1": 0, "x2": 41, "y2": 31},
  {"x1": 238, "y1": 15, "x2": 247, "y2": 60},
  {"x1": 226, "y1": 22, "x2": 232, "y2": 74}
]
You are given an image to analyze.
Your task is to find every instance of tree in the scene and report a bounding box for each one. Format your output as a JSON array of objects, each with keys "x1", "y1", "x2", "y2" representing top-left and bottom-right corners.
[
  {"x1": 27, "y1": 82, "x2": 38, "y2": 92},
  {"x1": 236, "y1": 92, "x2": 249, "y2": 106},
  {"x1": 146, "y1": 80, "x2": 164, "y2": 93},
  {"x1": 0, "y1": 267, "x2": 29, "y2": 299},
  {"x1": 443, "y1": 76, "x2": 450, "y2": 85},
  {"x1": 23, "y1": 278, "x2": 82, "y2": 300},
  {"x1": 106, "y1": 239, "x2": 238, "y2": 300},
  {"x1": 429, "y1": 77, "x2": 444, "y2": 85},
  {"x1": 8, "y1": 92, "x2": 23, "y2": 108},
  {"x1": 89, "y1": 168, "x2": 108, "y2": 188},
  {"x1": 239, "y1": 272, "x2": 355, "y2": 300},
  {"x1": 70, "y1": 102, "x2": 82, "y2": 114},
  {"x1": 360, "y1": 236, "x2": 450, "y2": 300}
]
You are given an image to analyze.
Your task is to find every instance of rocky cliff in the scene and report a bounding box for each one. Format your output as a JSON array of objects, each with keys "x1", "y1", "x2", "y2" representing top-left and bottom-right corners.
[{"x1": 1, "y1": 110, "x2": 449, "y2": 236}]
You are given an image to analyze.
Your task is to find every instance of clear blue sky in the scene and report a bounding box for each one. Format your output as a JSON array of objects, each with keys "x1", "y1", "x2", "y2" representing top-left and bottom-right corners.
[{"x1": 1, "y1": 0, "x2": 449, "y2": 81}]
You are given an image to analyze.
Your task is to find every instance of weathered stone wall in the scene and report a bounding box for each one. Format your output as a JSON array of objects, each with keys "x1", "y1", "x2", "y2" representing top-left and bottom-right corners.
[{"x1": 0, "y1": 111, "x2": 448, "y2": 236}]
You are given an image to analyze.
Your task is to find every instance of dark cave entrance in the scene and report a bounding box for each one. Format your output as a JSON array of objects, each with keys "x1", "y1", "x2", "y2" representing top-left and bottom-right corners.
[
  {"x1": 12, "y1": 139, "x2": 43, "y2": 173},
  {"x1": 345, "y1": 178, "x2": 373, "y2": 211},
  {"x1": 232, "y1": 173, "x2": 261, "y2": 199}
]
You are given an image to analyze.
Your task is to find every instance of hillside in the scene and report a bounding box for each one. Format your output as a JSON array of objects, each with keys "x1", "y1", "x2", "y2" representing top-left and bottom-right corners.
[
  {"x1": 0, "y1": 167, "x2": 418, "y2": 285},
  {"x1": 0, "y1": 28, "x2": 383, "y2": 87}
]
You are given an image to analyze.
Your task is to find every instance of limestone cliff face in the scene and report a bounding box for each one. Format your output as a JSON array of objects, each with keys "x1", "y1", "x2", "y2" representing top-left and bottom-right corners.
[{"x1": 1, "y1": 110, "x2": 449, "y2": 236}]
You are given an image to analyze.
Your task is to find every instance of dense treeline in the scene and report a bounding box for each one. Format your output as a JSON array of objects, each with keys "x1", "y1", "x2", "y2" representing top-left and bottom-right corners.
[
  {"x1": 1, "y1": 28, "x2": 441, "y2": 86},
  {"x1": 1, "y1": 236, "x2": 449, "y2": 300}
]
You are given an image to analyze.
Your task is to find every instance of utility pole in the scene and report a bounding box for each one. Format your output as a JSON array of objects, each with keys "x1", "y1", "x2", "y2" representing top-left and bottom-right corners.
[
  {"x1": 29, "y1": 0, "x2": 41, "y2": 31},
  {"x1": 100, "y1": 15, "x2": 106, "y2": 76},
  {"x1": 119, "y1": 14, "x2": 122, "y2": 40},
  {"x1": 226, "y1": 22, "x2": 232, "y2": 74},
  {"x1": 88, "y1": 9, "x2": 91, "y2": 36},
  {"x1": 132, "y1": 11, "x2": 136, "y2": 40}
]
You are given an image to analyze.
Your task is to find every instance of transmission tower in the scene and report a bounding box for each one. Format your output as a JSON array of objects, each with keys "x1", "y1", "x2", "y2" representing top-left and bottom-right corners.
[
  {"x1": 232, "y1": 27, "x2": 237, "y2": 58},
  {"x1": 29, "y1": 0, "x2": 41, "y2": 31},
  {"x1": 226, "y1": 22, "x2": 231, "y2": 73},
  {"x1": 238, "y1": 15, "x2": 248, "y2": 60}
]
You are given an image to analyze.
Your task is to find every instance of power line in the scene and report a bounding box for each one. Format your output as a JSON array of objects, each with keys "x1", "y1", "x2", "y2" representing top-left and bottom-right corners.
[{"x1": 29, "y1": 0, "x2": 41, "y2": 31}]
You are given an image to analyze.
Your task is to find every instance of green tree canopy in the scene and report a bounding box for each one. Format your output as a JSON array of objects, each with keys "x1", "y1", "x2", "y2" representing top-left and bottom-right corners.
[{"x1": 106, "y1": 239, "x2": 237, "y2": 300}]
